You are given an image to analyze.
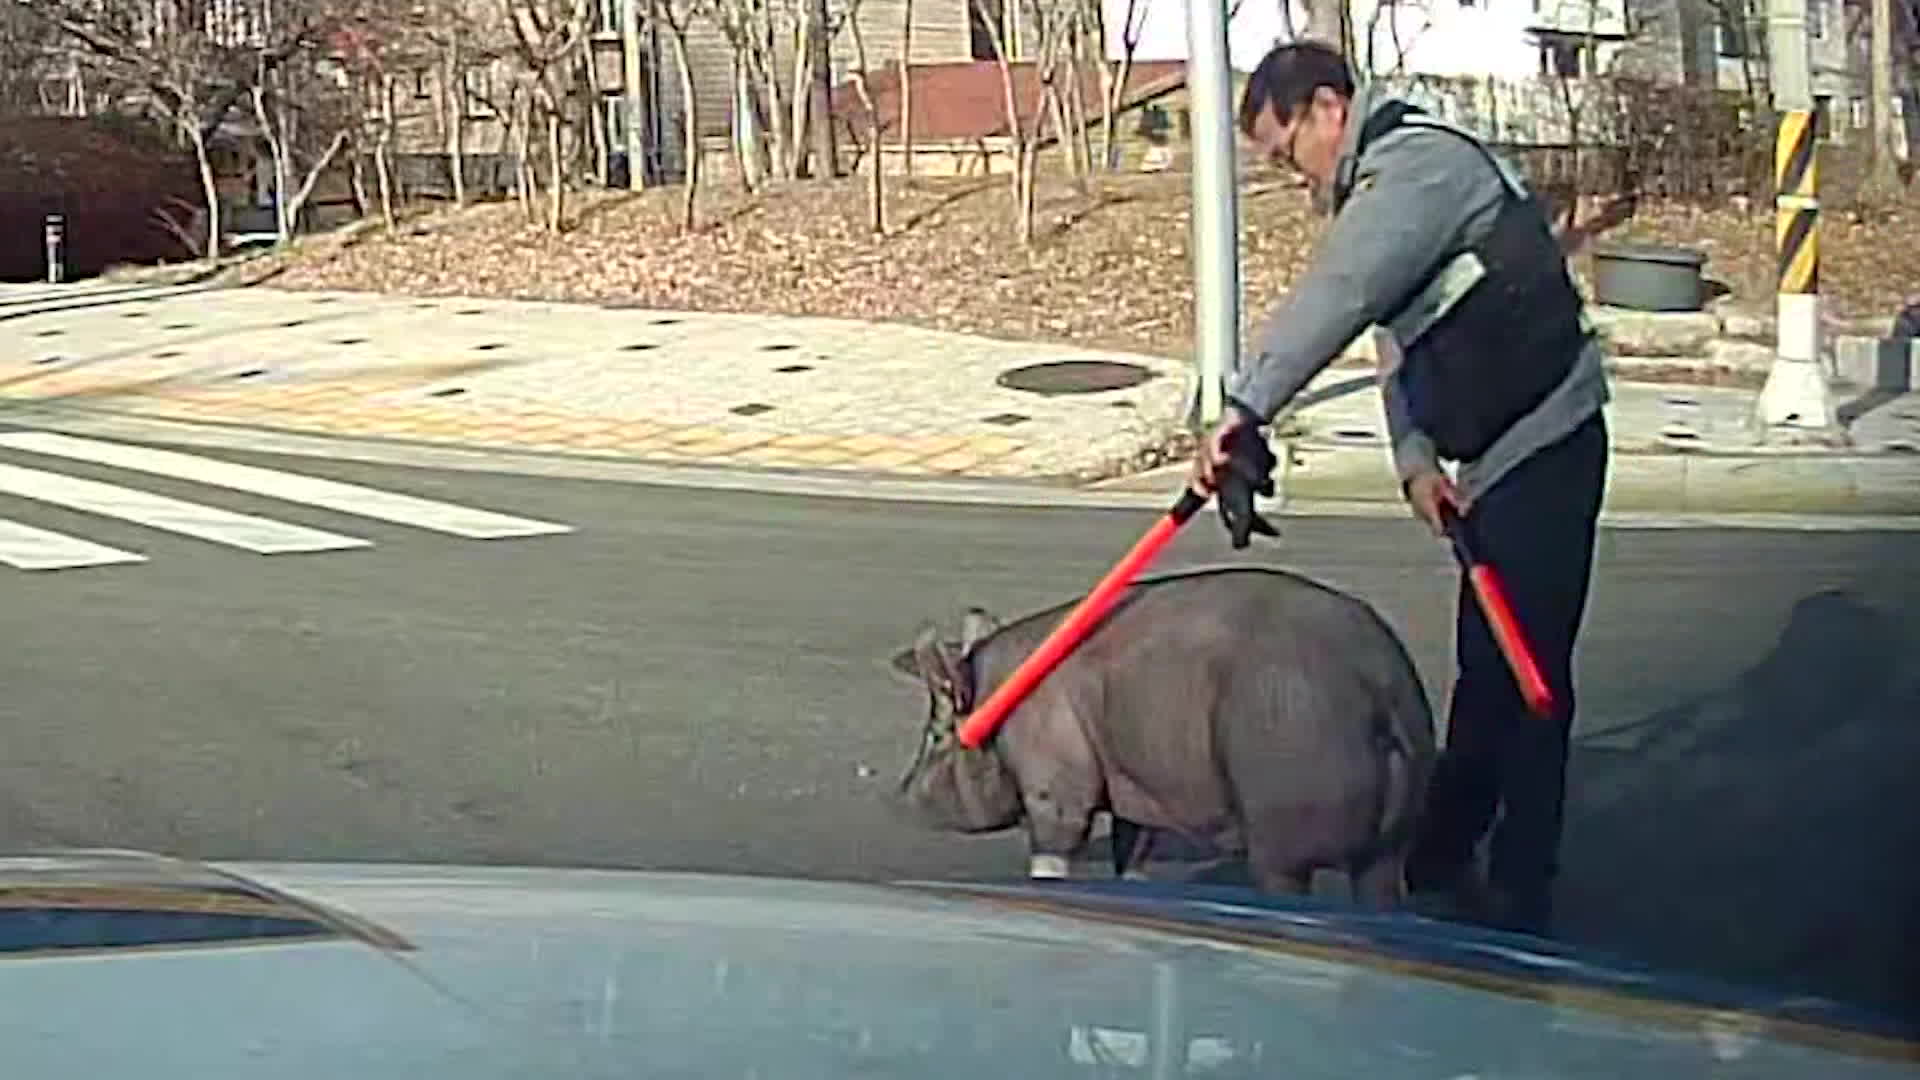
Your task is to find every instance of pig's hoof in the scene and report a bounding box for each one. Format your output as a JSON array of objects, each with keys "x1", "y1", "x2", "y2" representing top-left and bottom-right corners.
[{"x1": 1028, "y1": 854, "x2": 1070, "y2": 879}]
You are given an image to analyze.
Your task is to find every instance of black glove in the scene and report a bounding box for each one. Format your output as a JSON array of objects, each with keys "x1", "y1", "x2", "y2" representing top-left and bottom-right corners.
[{"x1": 1216, "y1": 414, "x2": 1280, "y2": 550}]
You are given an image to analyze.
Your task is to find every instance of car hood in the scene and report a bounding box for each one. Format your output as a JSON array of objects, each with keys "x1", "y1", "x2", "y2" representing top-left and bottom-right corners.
[{"x1": 1, "y1": 851, "x2": 1913, "y2": 1078}]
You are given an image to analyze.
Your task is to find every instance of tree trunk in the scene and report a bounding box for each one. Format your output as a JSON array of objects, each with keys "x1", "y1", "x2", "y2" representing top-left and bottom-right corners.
[
  {"x1": 449, "y1": 39, "x2": 468, "y2": 207},
  {"x1": 1067, "y1": 17, "x2": 1093, "y2": 180},
  {"x1": 847, "y1": 14, "x2": 885, "y2": 233},
  {"x1": 249, "y1": 82, "x2": 292, "y2": 243},
  {"x1": 1102, "y1": 0, "x2": 1141, "y2": 173},
  {"x1": 377, "y1": 76, "x2": 398, "y2": 231},
  {"x1": 1018, "y1": 137, "x2": 1039, "y2": 244},
  {"x1": 733, "y1": 56, "x2": 765, "y2": 193},
  {"x1": 786, "y1": 6, "x2": 817, "y2": 179},
  {"x1": 349, "y1": 147, "x2": 369, "y2": 217},
  {"x1": 974, "y1": 0, "x2": 1028, "y2": 239},
  {"x1": 669, "y1": 28, "x2": 700, "y2": 232},
  {"x1": 287, "y1": 131, "x2": 351, "y2": 231},
  {"x1": 900, "y1": 0, "x2": 914, "y2": 181},
  {"x1": 186, "y1": 122, "x2": 222, "y2": 261},
  {"x1": 808, "y1": 0, "x2": 838, "y2": 179},
  {"x1": 547, "y1": 106, "x2": 565, "y2": 232},
  {"x1": 1867, "y1": 0, "x2": 1899, "y2": 193},
  {"x1": 1046, "y1": 78, "x2": 1085, "y2": 185}
]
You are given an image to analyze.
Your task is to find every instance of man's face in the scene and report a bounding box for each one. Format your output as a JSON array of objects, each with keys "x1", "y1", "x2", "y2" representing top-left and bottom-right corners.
[{"x1": 1247, "y1": 87, "x2": 1348, "y2": 190}]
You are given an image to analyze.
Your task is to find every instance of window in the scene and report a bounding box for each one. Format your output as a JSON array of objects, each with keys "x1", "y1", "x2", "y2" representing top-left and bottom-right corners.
[
  {"x1": 1851, "y1": 96, "x2": 1867, "y2": 128},
  {"x1": 1537, "y1": 37, "x2": 1584, "y2": 77},
  {"x1": 1808, "y1": 0, "x2": 1827, "y2": 38},
  {"x1": 604, "y1": 95, "x2": 628, "y2": 146},
  {"x1": 595, "y1": 0, "x2": 621, "y2": 33},
  {"x1": 969, "y1": 0, "x2": 1005, "y2": 59},
  {"x1": 463, "y1": 66, "x2": 496, "y2": 117}
]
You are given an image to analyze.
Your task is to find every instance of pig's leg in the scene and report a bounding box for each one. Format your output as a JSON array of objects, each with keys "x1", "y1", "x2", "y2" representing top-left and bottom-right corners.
[
  {"x1": 1024, "y1": 783, "x2": 1097, "y2": 880},
  {"x1": 1112, "y1": 817, "x2": 1155, "y2": 881},
  {"x1": 1350, "y1": 850, "x2": 1409, "y2": 911},
  {"x1": 1247, "y1": 846, "x2": 1315, "y2": 896}
]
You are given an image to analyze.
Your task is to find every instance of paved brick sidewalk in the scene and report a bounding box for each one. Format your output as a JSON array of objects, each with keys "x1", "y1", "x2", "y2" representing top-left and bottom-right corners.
[{"x1": 0, "y1": 282, "x2": 1188, "y2": 482}]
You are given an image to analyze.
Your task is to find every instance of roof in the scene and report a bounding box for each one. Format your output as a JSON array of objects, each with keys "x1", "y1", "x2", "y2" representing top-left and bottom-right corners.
[{"x1": 832, "y1": 59, "x2": 1189, "y2": 144}]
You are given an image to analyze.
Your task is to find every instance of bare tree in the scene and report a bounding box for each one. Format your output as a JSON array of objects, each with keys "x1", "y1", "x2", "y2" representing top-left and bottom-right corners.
[
  {"x1": 971, "y1": 0, "x2": 1073, "y2": 244},
  {"x1": 501, "y1": 0, "x2": 593, "y2": 232},
  {"x1": 1867, "y1": 0, "x2": 1901, "y2": 191},
  {"x1": 13, "y1": 0, "x2": 380, "y2": 259},
  {"x1": 898, "y1": 0, "x2": 914, "y2": 179},
  {"x1": 0, "y1": 3, "x2": 59, "y2": 112},
  {"x1": 843, "y1": 0, "x2": 884, "y2": 231},
  {"x1": 1096, "y1": 0, "x2": 1147, "y2": 171},
  {"x1": 653, "y1": 0, "x2": 703, "y2": 230}
]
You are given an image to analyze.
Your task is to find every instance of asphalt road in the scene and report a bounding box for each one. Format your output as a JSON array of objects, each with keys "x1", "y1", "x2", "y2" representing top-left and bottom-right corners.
[{"x1": 0, "y1": 437, "x2": 1914, "y2": 1020}]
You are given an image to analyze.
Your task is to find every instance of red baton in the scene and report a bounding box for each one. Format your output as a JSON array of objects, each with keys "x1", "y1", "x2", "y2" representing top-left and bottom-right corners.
[
  {"x1": 1440, "y1": 503, "x2": 1555, "y2": 717},
  {"x1": 956, "y1": 488, "x2": 1208, "y2": 749}
]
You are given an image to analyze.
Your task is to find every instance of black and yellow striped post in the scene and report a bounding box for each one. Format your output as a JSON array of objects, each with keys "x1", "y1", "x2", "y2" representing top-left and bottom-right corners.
[
  {"x1": 1775, "y1": 108, "x2": 1819, "y2": 300},
  {"x1": 1756, "y1": 0, "x2": 1842, "y2": 441}
]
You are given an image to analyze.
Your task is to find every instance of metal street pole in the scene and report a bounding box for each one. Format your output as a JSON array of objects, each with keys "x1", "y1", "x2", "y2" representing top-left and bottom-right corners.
[
  {"x1": 1184, "y1": 0, "x2": 1241, "y2": 427},
  {"x1": 622, "y1": 0, "x2": 648, "y2": 190},
  {"x1": 1757, "y1": 0, "x2": 1845, "y2": 443}
]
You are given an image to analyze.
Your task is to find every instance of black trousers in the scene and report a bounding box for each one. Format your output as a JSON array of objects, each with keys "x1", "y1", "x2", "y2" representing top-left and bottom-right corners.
[{"x1": 1406, "y1": 413, "x2": 1608, "y2": 932}]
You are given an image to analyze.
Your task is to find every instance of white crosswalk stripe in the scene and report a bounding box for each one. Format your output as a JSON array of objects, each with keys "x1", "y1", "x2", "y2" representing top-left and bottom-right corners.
[
  {"x1": 0, "y1": 520, "x2": 146, "y2": 571},
  {"x1": 0, "y1": 432, "x2": 575, "y2": 572},
  {"x1": 0, "y1": 461, "x2": 371, "y2": 556},
  {"x1": 0, "y1": 433, "x2": 573, "y2": 539}
]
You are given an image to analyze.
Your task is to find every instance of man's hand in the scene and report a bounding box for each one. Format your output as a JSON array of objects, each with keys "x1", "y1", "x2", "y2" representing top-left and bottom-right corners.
[
  {"x1": 1405, "y1": 468, "x2": 1461, "y2": 537},
  {"x1": 1191, "y1": 403, "x2": 1280, "y2": 549}
]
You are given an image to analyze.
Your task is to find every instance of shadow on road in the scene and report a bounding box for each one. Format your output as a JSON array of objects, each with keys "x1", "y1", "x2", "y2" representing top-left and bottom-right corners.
[{"x1": 1557, "y1": 588, "x2": 1920, "y2": 1023}]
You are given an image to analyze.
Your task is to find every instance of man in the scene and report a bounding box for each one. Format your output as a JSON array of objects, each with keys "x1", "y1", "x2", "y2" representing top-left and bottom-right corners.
[{"x1": 1190, "y1": 41, "x2": 1610, "y2": 935}]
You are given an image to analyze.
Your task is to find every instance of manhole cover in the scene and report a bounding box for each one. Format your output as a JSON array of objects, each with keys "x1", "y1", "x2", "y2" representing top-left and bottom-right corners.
[
  {"x1": 996, "y1": 360, "x2": 1154, "y2": 396},
  {"x1": 279, "y1": 319, "x2": 307, "y2": 328},
  {"x1": 622, "y1": 343, "x2": 657, "y2": 351},
  {"x1": 774, "y1": 364, "x2": 813, "y2": 373},
  {"x1": 982, "y1": 412, "x2": 1030, "y2": 427},
  {"x1": 429, "y1": 387, "x2": 468, "y2": 398},
  {"x1": 332, "y1": 337, "x2": 367, "y2": 346},
  {"x1": 164, "y1": 323, "x2": 194, "y2": 330},
  {"x1": 32, "y1": 329, "x2": 61, "y2": 337},
  {"x1": 651, "y1": 317, "x2": 681, "y2": 326},
  {"x1": 473, "y1": 343, "x2": 505, "y2": 351},
  {"x1": 230, "y1": 367, "x2": 266, "y2": 379},
  {"x1": 761, "y1": 343, "x2": 797, "y2": 352},
  {"x1": 730, "y1": 402, "x2": 775, "y2": 416},
  {"x1": 34, "y1": 356, "x2": 62, "y2": 365},
  {"x1": 153, "y1": 350, "x2": 184, "y2": 360}
]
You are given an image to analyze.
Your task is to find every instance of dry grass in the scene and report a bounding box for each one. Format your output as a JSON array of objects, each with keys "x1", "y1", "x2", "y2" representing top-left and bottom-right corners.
[{"x1": 180, "y1": 169, "x2": 1918, "y2": 362}]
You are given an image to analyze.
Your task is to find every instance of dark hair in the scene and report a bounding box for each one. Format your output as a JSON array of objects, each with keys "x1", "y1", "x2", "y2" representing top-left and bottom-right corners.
[{"x1": 1237, "y1": 41, "x2": 1356, "y2": 136}]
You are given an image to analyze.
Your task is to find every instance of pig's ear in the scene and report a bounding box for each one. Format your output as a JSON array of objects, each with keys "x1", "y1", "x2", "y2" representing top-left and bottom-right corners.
[
  {"x1": 888, "y1": 622, "x2": 941, "y2": 683},
  {"x1": 913, "y1": 622, "x2": 968, "y2": 704},
  {"x1": 960, "y1": 608, "x2": 1001, "y2": 656},
  {"x1": 887, "y1": 644, "x2": 920, "y2": 682}
]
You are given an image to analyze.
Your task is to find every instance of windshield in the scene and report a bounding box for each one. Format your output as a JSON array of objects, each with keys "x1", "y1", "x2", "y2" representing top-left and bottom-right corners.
[{"x1": 1, "y1": 12, "x2": 1916, "y2": 1075}]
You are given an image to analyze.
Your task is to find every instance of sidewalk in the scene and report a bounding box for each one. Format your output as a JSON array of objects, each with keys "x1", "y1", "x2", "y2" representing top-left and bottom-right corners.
[
  {"x1": 2, "y1": 281, "x2": 1915, "y2": 514},
  {"x1": 0, "y1": 281, "x2": 1186, "y2": 483},
  {"x1": 1099, "y1": 368, "x2": 1920, "y2": 515}
]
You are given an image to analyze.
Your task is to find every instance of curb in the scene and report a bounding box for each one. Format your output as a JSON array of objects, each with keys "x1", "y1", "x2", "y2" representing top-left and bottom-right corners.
[
  {"x1": 1095, "y1": 439, "x2": 1920, "y2": 518},
  {"x1": 8, "y1": 404, "x2": 1920, "y2": 530}
]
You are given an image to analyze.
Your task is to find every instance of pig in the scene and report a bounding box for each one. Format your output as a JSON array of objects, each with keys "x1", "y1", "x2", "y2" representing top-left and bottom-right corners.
[{"x1": 886, "y1": 564, "x2": 1438, "y2": 908}]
